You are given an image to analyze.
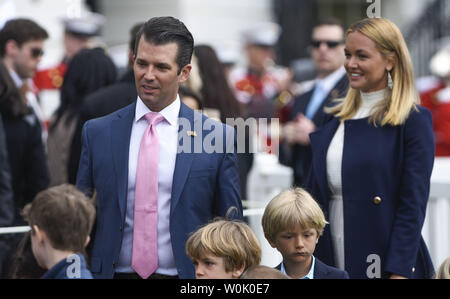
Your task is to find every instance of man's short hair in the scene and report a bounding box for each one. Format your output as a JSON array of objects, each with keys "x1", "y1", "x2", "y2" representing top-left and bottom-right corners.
[
  {"x1": 23, "y1": 184, "x2": 96, "y2": 252},
  {"x1": 0, "y1": 18, "x2": 49, "y2": 57},
  {"x1": 129, "y1": 22, "x2": 144, "y2": 53},
  {"x1": 262, "y1": 188, "x2": 328, "y2": 242},
  {"x1": 313, "y1": 17, "x2": 345, "y2": 33},
  {"x1": 134, "y1": 16, "x2": 194, "y2": 73}
]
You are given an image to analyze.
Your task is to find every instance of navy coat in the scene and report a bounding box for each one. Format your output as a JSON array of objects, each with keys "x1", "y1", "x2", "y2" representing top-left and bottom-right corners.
[
  {"x1": 306, "y1": 106, "x2": 435, "y2": 279},
  {"x1": 276, "y1": 258, "x2": 349, "y2": 279},
  {"x1": 76, "y1": 101, "x2": 242, "y2": 279}
]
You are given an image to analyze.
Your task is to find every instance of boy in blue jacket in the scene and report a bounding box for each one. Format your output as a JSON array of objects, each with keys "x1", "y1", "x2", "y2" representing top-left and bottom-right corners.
[
  {"x1": 262, "y1": 188, "x2": 349, "y2": 279},
  {"x1": 23, "y1": 184, "x2": 95, "y2": 279}
]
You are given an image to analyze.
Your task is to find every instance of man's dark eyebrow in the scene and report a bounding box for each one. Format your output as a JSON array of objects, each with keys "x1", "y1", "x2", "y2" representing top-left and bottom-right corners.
[
  {"x1": 155, "y1": 62, "x2": 172, "y2": 69},
  {"x1": 135, "y1": 58, "x2": 148, "y2": 64}
]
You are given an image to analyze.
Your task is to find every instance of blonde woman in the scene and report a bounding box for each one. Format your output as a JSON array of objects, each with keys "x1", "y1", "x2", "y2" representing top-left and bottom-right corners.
[{"x1": 306, "y1": 18, "x2": 435, "y2": 279}]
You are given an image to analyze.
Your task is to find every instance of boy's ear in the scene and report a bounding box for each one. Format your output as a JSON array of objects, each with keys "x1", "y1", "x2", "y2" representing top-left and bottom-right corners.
[
  {"x1": 33, "y1": 225, "x2": 46, "y2": 244},
  {"x1": 84, "y1": 235, "x2": 91, "y2": 247},
  {"x1": 232, "y1": 264, "x2": 246, "y2": 279}
]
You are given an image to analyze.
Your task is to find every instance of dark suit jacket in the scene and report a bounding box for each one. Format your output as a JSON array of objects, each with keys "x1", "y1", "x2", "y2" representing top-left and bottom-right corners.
[
  {"x1": 0, "y1": 115, "x2": 13, "y2": 227},
  {"x1": 68, "y1": 70, "x2": 137, "y2": 184},
  {"x1": 0, "y1": 115, "x2": 14, "y2": 273},
  {"x1": 280, "y1": 73, "x2": 349, "y2": 187},
  {"x1": 275, "y1": 257, "x2": 349, "y2": 279},
  {"x1": 0, "y1": 112, "x2": 49, "y2": 225},
  {"x1": 76, "y1": 101, "x2": 242, "y2": 279},
  {"x1": 41, "y1": 253, "x2": 93, "y2": 279},
  {"x1": 306, "y1": 106, "x2": 435, "y2": 279}
]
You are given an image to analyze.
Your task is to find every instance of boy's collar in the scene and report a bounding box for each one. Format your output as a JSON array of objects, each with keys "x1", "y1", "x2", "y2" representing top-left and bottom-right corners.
[{"x1": 280, "y1": 255, "x2": 315, "y2": 279}]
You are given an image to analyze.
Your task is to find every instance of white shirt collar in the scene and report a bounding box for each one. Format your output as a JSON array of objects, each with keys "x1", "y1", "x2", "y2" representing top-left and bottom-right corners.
[
  {"x1": 315, "y1": 66, "x2": 346, "y2": 95},
  {"x1": 280, "y1": 255, "x2": 315, "y2": 279},
  {"x1": 135, "y1": 95, "x2": 180, "y2": 127},
  {"x1": 8, "y1": 68, "x2": 24, "y2": 87}
]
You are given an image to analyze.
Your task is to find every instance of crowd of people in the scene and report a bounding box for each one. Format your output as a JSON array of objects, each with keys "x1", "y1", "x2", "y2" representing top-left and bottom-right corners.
[{"x1": 0, "y1": 12, "x2": 449, "y2": 280}]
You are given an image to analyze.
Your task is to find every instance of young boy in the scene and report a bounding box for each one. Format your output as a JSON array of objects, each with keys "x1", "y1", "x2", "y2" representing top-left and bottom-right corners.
[
  {"x1": 262, "y1": 188, "x2": 349, "y2": 279},
  {"x1": 185, "y1": 218, "x2": 261, "y2": 279},
  {"x1": 22, "y1": 184, "x2": 96, "y2": 279}
]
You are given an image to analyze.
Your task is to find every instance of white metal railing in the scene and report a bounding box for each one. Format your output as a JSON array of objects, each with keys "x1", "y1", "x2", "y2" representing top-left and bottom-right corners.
[
  {"x1": 422, "y1": 157, "x2": 450, "y2": 269},
  {"x1": 0, "y1": 226, "x2": 30, "y2": 235}
]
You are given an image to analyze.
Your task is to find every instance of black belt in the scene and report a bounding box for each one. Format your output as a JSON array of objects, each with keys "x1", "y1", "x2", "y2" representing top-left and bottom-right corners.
[{"x1": 114, "y1": 272, "x2": 178, "y2": 279}]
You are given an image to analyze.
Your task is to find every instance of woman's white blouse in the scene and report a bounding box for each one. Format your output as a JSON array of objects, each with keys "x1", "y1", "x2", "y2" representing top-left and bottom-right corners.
[{"x1": 326, "y1": 88, "x2": 388, "y2": 270}]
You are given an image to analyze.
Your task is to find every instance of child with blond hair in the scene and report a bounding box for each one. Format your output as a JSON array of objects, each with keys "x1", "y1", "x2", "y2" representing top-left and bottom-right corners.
[
  {"x1": 262, "y1": 188, "x2": 348, "y2": 279},
  {"x1": 186, "y1": 214, "x2": 261, "y2": 279}
]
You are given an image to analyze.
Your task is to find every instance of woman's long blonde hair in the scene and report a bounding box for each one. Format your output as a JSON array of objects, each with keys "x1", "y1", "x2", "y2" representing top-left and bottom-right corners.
[{"x1": 327, "y1": 18, "x2": 419, "y2": 126}]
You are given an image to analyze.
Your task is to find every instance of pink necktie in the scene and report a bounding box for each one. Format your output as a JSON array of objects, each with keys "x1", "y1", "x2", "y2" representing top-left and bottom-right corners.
[{"x1": 132, "y1": 112, "x2": 165, "y2": 279}]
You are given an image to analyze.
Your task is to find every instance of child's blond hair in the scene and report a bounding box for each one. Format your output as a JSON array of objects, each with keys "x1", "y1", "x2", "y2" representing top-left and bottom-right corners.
[
  {"x1": 435, "y1": 257, "x2": 450, "y2": 279},
  {"x1": 185, "y1": 219, "x2": 261, "y2": 273},
  {"x1": 262, "y1": 188, "x2": 328, "y2": 242}
]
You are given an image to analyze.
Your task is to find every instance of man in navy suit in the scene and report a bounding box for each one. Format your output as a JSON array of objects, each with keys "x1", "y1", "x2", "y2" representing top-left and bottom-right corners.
[
  {"x1": 281, "y1": 18, "x2": 349, "y2": 187},
  {"x1": 76, "y1": 17, "x2": 242, "y2": 279}
]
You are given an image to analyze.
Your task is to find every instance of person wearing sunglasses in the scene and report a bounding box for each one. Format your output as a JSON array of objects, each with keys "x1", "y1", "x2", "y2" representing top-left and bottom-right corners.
[
  {"x1": 281, "y1": 18, "x2": 349, "y2": 188},
  {"x1": 0, "y1": 18, "x2": 49, "y2": 137}
]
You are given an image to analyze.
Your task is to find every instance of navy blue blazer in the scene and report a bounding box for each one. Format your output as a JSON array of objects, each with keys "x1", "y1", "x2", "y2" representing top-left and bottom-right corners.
[
  {"x1": 76, "y1": 101, "x2": 242, "y2": 279},
  {"x1": 306, "y1": 105, "x2": 435, "y2": 279},
  {"x1": 275, "y1": 257, "x2": 349, "y2": 279},
  {"x1": 41, "y1": 253, "x2": 93, "y2": 279}
]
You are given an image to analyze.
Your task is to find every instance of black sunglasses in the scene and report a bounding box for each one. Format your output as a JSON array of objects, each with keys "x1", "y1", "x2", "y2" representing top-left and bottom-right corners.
[
  {"x1": 30, "y1": 47, "x2": 44, "y2": 58},
  {"x1": 311, "y1": 40, "x2": 343, "y2": 49}
]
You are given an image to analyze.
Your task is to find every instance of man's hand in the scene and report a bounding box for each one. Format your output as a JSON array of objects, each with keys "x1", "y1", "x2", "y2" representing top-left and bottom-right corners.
[{"x1": 282, "y1": 114, "x2": 316, "y2": 145}]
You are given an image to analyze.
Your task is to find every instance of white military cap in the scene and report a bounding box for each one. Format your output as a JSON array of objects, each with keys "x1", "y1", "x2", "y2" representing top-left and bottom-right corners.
[
  {"x1": 430, "y1": 37, "x2": 450, "y2": 78},
  {"x1": 213, "y1": 41, "x2": 239, "y2": 65},
  {"x1": 63, "y1": 12, "x2": 105, "y2": 37},
  {"x1": 241, "y1": 22, "x2": 281, "y2": 47}
]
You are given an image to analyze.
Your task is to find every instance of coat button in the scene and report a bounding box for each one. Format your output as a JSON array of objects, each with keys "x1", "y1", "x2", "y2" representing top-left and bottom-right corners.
[{"x1": 373, "y1": 196, "x2": 382, "y2": 204}]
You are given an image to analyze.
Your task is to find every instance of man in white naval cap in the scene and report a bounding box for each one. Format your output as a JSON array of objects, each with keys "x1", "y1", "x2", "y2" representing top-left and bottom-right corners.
[
  {"x1": 34, "y1": 12, "x2": 105, "y2": 92},
  {"x1": 229, "y1": 21, "x2": 292, "y2": 119}
]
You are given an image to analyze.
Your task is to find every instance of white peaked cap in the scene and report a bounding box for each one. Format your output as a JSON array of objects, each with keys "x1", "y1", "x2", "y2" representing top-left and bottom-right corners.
[
  {"x1": 430, "y1": 37, "x2": 450, "y2": 78},
  {"x1": 62, "y1": 12, "x2": 105, "y2": 37},
  {"x1": 241, "y1": 22, "x2": 281, "y2": 47}
]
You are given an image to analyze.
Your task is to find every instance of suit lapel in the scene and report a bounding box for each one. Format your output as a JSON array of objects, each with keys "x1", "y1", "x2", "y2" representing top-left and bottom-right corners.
[
  {"x1": 170, "y1": 102, "x2": 196, "y2": 213},
  {"x1": 313, "y1": 259, "x2": 329, "y2": 279},
  {"x1": 309, "y1": 117, "x2": 339, "y2": 204},
  {"x1": 111, "y1": 102, "x2": 136, "y2": 222}
]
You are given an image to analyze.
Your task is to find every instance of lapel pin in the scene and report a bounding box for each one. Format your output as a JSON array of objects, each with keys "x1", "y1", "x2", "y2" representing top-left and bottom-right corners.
[{"x1": 187, "y1": 131, "x2": 197, "y2": 137}]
